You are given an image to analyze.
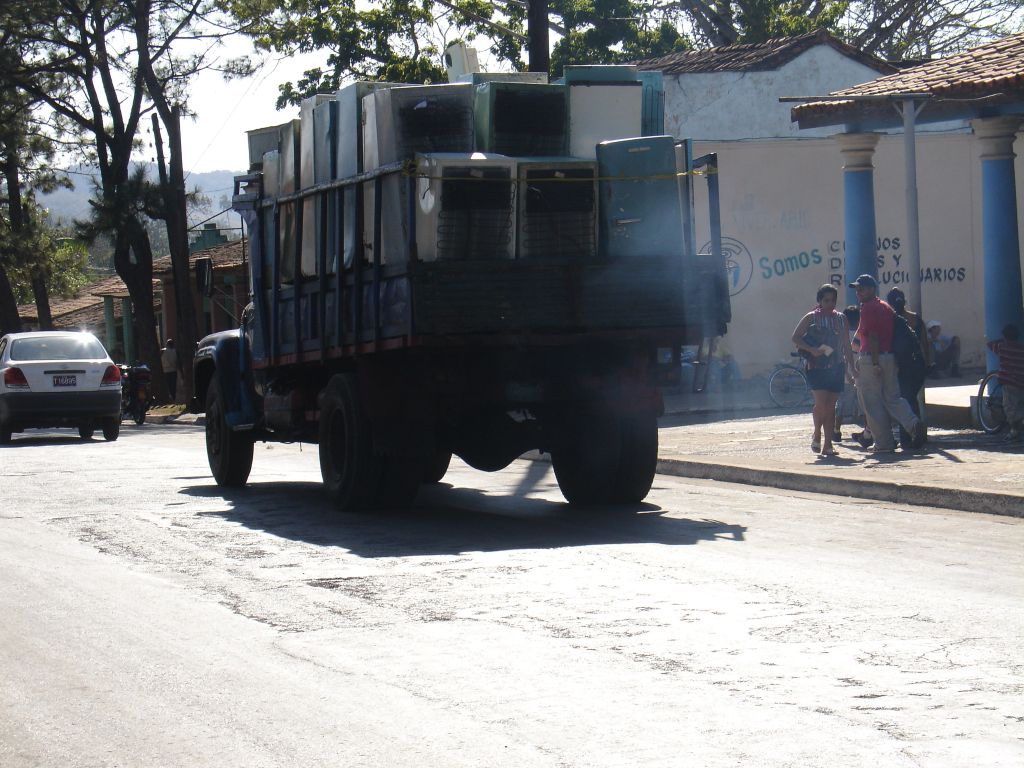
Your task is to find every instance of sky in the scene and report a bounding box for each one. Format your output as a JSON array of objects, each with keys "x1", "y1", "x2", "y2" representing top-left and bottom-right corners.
[
  {"x1": 176, "y1": 35, "x2": 508, "y2": 177},
  {"x1": 178, "y1": 44, "x2": 323, "y2": 176}
]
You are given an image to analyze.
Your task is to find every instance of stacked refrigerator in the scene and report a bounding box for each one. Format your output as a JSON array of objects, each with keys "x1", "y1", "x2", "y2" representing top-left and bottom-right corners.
[
  {"x1": 515, "y1": 158, "x2": 597, "y2": 261},
  {"x1": 473, "y1": 82, "x2": 567, "y2": 157},
  {"x1": 362, "y1": 84, "x2": 475, "y2": 264},
  {"x1": 596, "y1": 135, "x2": 681, "y2": 260},
  {"x1": 414, "y1": 153, "x2": 516, "y2": 261}
]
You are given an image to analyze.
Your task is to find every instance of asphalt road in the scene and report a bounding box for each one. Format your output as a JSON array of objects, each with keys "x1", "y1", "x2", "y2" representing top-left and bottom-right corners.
[{"x1": 1, "y1": 425, "x2": 1022, "y2": 767}]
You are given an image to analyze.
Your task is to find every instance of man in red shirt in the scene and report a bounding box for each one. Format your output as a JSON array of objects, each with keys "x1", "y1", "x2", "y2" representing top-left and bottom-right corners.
[{"x1": 850, "y1": 274, "x2": 926, "y2": 451}]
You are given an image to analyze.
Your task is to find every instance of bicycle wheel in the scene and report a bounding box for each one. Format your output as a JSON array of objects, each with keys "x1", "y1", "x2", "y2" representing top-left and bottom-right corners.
[
  {"x1": 976, "y1": 371, "x2": 1006, "y2": 434},
  {"x1": 769, "y1": 365, "x2": 809, "y2": 408}
]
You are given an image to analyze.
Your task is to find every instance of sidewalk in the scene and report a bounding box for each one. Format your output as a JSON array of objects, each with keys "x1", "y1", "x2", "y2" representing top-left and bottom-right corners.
[{"x1": 656, "y1": 373, "x2": 1023, "y2": 518}]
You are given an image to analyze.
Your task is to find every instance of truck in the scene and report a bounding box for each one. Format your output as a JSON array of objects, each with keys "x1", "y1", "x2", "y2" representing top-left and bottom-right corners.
[{"x1": 192, "y1": 67, "x2": 730, "y2": 509}]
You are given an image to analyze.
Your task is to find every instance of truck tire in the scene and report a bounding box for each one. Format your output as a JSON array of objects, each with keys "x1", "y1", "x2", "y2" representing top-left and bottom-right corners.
[
  {"x1": 319, "y1": 374, "x2": 383, "y2": 510},
  {"x1": 611, "y1": 411, "x2": 658, "y2": 503},
  {"x1": 206, "y1": 379, "x2": 254, "y2": 486},
  {"x1": 551, "y1": 410, "x2": 621, "y2": 506},
  {"x1": 78, "y1": 424, "x2": 94, "y2": 440},
  {"x1": 376, "y1": 457, "x2": 422, "y2": 508},
  {"x1": 423, "y1": 450, "x2": 452, "y2": 484}
]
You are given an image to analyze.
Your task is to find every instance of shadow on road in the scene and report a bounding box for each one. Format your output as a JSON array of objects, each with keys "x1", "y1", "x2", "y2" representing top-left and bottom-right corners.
[{"x1": 181, "y1": 479, "x2": 747, "y2": 558}]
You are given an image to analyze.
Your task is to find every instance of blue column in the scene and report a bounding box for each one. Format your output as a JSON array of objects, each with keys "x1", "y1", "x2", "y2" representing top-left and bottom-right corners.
[
  {"x1": 972, "y1": 117, "x2": 1024, "y2": 372},
  {"x1": 837, "y1": 133, "x2": 881, "y2": 306}
]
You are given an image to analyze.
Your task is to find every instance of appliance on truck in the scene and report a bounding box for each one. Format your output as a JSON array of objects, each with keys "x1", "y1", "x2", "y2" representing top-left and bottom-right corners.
[{"x1": 192, "y1": 67, "x2": 730, "y2": 508}]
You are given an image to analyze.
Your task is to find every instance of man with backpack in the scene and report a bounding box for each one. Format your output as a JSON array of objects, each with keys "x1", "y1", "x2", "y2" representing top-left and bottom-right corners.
[
  {"x1": 850, "y1": 275, "x2": 927, "y2": 452},
  {"x1": 887, "y1": 287, "x2": 929, "y2": 448}
]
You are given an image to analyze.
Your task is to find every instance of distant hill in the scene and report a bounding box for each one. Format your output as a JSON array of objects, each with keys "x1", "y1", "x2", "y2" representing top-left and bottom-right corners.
[{"x1": 39, "y1": 163, "x2": 243, "y2": 227}]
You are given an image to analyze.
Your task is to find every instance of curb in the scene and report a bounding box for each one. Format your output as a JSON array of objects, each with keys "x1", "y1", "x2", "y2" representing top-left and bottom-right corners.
[
  {"x1": 522, "y1": 451, "x2": 1021, "y2": 518},
  {"x1": 655, "y1": 457, "x2": 1023, "y2": 519}
]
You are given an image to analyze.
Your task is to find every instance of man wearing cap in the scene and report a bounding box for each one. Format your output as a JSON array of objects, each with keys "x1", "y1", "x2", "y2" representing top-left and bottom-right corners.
[
  {"x1": 850, "y1": 274, "x2": 927, "y2": 451},
  {"x1": 926, "y1": 320, "x2": 961, "y2": 378}
]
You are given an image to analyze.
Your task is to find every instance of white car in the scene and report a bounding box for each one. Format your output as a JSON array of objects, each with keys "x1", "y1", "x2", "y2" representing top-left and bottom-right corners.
[{"x1": 0, "y1": 331, "x2": 123, "y2": 443}]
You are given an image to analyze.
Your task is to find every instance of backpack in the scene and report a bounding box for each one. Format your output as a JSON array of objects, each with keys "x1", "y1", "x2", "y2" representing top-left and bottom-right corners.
[{"x1": 892, "y1": 313, "x2": 926, "y2": 386}]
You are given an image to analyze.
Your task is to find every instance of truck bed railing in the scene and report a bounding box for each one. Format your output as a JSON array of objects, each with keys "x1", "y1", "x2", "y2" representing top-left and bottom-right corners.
[{"x1": 232, "y1": 150, "x2": 728, "y2": 370}]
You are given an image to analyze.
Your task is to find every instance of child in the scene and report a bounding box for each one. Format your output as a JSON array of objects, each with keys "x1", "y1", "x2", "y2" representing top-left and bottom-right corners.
[{"x1": 987, "y1": 324, "x2": 1024, "y2": 441}]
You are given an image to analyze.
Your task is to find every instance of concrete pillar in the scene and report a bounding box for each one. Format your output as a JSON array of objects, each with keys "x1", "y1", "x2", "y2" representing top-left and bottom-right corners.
[
  {"x1": 837, "y1": 132, "x2": 881, "y2": 305},
  {"x1": 103, "y1": 297, "x2": 117, "y2": 357},
  {"x1": 121, "y1": 297, "x2": 133, "y2": 362},
  {"x1": 162, "y1": 281, "x2": 178, "y2": 342},
  {"x1": 972, "y1": 116, "x2": 1024, "y2": 371}
]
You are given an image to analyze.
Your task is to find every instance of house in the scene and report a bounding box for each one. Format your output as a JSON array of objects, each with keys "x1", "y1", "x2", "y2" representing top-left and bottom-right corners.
[
  {"x1": 636, "y1": 29, "x2": 897, "y2": 142},
  {"x1": 152, "y1": 237, "x2": 248, "y2": 342},
  {"x1": 15, "y1": 231, "x2": 248, "y2": 360},
  {"x1": 636, "y1": 31, "x2": 1015, "y2": 376},
  {"x1": 16, "y1": 275, "x2": 161, "y2": 362}
]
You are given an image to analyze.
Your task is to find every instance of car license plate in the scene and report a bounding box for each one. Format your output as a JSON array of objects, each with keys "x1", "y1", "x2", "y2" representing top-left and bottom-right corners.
[{"x1": 53, "y1": 374, "x2": 77, "y2": 387}]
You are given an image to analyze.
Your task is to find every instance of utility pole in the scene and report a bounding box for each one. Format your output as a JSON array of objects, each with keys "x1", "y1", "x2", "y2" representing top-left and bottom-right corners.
[{"x1": 527, "y1": 0, "x2": 549, "y2": 73}]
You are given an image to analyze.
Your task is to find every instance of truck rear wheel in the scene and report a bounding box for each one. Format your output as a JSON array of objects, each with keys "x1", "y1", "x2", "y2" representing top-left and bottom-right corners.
[
  {"x1": 319, "y1": 374, "x2": 383, "y2": 510},
  {"x1": 423, "y1": 450, "x2": 452, "y2": 484},
  {"x1": 206, "y1": 379, "x2": 254, "y2": 486},
  {"x1": 611, "y1": 412, "x2": 658, "y2": 503},
  {"x1": 377, "y1": 458, "x2": 422, "y2": 508},
  {"x1": 551, "y1": 410, "x2": 621, "y2": 505},
  {"x1": 552, "y1": 408, "x2": 658, "y2": 506}
]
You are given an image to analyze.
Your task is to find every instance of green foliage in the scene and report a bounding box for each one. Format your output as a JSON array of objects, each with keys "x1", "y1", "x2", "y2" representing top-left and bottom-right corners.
[
  {"x1": 550, "y1": 3, "x2": 689, "y2": 76},
  {"x1": 732, "y1": 1, "x2": 849, "y2": 44},
  {"x1": 8, "y1": 236, "x2": 91, "y2": 305},
  {"x1": 1, "y1": 199, "x2": 91, "y2": 304},
  {"x1": 225, "y1": 0, "x2": 1024, "y2": 100},
  {"x1": 220, "y1": 0, "x2": 529, "y2": 105}
]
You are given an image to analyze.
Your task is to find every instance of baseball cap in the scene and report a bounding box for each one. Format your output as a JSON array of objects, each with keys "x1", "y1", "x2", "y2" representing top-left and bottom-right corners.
[
  {"x1": 848, "y1": 274, "x2": 878, "y2": 289},
  {"x1": 927, "y1": 320, "x2": 941, "y2": 330}
]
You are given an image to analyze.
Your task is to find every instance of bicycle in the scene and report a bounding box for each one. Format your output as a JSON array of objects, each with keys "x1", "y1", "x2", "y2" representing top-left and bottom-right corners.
[
  {"x1": 976, "y1": 371, "x2": 1007, "y2": 433},
  {"x1": 768, "y1": 354, "x2": 811, "y2": 408}
]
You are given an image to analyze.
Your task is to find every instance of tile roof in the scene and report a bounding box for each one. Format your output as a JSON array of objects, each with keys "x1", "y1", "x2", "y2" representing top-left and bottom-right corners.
[
  {"x1": 793, "y1": 32, "x2": 1024, "y2": 126},
  {"x1": 635, "y1": 29, "x2": 896, "y2": 76},
  {"x1": 17, "y1": 238, "x2": 246, "y2": 328},
  {"x1": 152, "y1": 238, "x2": 247, "y2": 277}
]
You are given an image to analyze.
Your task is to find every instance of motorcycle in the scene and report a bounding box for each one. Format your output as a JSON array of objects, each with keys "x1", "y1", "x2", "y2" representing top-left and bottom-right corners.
[{"x1": 119, "y1": 363, "x2": 153, "y2": 425}]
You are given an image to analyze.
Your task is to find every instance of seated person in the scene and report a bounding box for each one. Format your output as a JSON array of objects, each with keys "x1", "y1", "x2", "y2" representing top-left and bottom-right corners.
[
  {"x1": 926, "y1": 319, "x2": 961, "y2": 378},
  {"x1": 712, "y1": 337, "x2": 741, "y2": 390}
]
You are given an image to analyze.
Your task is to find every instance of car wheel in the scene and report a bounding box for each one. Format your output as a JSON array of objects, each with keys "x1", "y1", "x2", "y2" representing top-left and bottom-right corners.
[
  {"x1": 0, "y1": 419, "x2": 12, "y2": 445},
  {"x1": 79, "y1": 425, "x2": 95, "y2": 440},
  {"x1": 206, "y1": 378, "x2": 254, "y2": 486},
  {"x1": 101, "y1": 417, "x2": 120, "y2": 442}
]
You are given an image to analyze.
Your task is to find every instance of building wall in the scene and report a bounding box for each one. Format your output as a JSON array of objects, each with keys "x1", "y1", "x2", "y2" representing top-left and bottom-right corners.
[
  {"x1": 690, "y1": 130, "x2": 1024, "y2": 377},
  {"x1": 664, "y1": 47, "x2": 889, "y2": 140}
]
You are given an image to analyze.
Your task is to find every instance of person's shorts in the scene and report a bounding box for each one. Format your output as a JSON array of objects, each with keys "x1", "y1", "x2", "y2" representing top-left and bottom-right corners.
[{"x1": 806, "y1": 365, "x2": 845, "y2": 393}]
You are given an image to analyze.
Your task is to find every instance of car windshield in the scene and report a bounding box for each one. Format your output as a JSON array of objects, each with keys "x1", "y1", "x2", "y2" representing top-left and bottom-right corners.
[{"x1": 9, "y1": 336, "x2": 107, "y2": 361}]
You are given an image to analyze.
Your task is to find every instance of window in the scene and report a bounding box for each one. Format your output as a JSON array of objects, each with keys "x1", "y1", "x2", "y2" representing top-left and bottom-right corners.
[{"x1": 10, "y1": 335, "x2": 107, "y2": 361}]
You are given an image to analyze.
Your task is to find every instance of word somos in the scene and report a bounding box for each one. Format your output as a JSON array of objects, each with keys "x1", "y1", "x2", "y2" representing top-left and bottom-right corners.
[{"x1": 759, "y1": 249, "x2": 822, "y2": 279}]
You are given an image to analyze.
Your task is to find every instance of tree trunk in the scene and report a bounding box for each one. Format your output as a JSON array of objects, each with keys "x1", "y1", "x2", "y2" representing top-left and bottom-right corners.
[
  {"x1": 153, "y1": 110, "x2": 197, "y2": 403},
  {"x1": 31, "y1": 274, "x2": 53, "y2": 329},
  {"x1": 113, "y1": 222, "x2": 170, "y2": 404},
  {"x1": 1, "y1": 138, "x2": 32, "y2": 331},
  {"x1": 527, "y1": 0, "x2": 550, "y2": 73},
  {"x1": 0, "y1": 264, "x2": 21, "y2": 335}
]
